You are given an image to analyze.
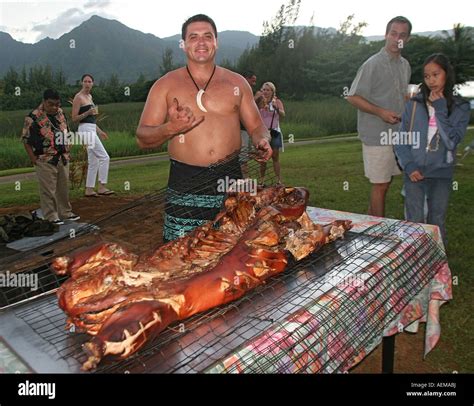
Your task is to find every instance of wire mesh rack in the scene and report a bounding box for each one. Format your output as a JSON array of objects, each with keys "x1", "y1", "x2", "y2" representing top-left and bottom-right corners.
[
  {"x1": 0, "y1": 219, "x2": 446, "y2": 373},
  {"x1": 0, "y1": 147, "x2": 447, "y2": 373},
  {"x1": 0, "y1": 147, "x2": 275, "y2": 309}
]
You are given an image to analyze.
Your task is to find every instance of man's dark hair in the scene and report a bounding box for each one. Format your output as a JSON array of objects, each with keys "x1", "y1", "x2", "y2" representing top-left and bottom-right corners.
[
  {"x1": 81, "y1": 73, "x2": 94, "y2": 82},
  {"x1": 182, "y1": 14, "x2": 217, "y2": 40},
  {"x1": 43, "y1": 89, "x2": 60, "y2": 101},
  {"x1": 242, "y1": 70, "x2": 256, "y2": 79},
  {"x1": 386, "y1": 16, "x2": 412, "y2": 35}
]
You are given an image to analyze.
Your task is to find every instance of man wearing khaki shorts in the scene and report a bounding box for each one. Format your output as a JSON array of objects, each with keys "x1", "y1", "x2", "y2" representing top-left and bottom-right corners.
[
  {"x1": 347, "y1": 16, "x2": 412, "y2": 217},
  {"x1": 362, "y1": 144, "x2": 401, "y2": 184}
]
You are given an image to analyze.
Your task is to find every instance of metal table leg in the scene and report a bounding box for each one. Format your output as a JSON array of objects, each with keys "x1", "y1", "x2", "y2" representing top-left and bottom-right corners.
[{"x1": 382, "y1": 335, "x2": 395, "y2": 373}]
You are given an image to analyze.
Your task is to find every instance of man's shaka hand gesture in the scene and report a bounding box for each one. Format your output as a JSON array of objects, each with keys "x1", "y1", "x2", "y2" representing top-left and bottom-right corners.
[{"x1": 168, "y1": 98, "x2": 205, "y2": 135}]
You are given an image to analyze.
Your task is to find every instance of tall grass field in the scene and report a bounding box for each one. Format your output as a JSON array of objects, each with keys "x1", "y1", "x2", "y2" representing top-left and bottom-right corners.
[{"x1": 0, "y1": 99, "x2": 357, "y2": 170}]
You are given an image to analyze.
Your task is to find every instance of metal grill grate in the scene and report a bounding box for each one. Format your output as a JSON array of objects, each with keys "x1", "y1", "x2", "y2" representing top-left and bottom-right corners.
[
  {"x1": 0, "y1": 148, "x2": 446, "y2": 373},
  {"x1": 218, "y1": 222, "x2": 445, "y2": 373},
  {"x1": 0, "y1": 147, "x2": 273, "y2": 309},
  {"x1": 3, "y1": 220, "x2": 446, "y2": 373}
]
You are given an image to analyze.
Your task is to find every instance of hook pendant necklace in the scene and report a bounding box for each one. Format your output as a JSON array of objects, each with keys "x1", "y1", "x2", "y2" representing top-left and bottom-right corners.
[{"x1": 186, "y1": 65, "x2": 216, "y2": 113}]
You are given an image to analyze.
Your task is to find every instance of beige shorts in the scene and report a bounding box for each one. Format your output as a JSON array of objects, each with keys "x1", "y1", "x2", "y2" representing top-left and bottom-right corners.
[{"x1": 362, "y1": 144, "x2": 401, "y2": 184}]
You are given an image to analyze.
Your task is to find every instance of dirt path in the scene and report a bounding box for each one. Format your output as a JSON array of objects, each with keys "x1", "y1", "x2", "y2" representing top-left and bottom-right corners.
[
  {"x1": 0, "y1": 194, "x2": 140, "y2": 222},
  {"x1": 0, "y1": 155, "x2": 170, "y2": 185}
]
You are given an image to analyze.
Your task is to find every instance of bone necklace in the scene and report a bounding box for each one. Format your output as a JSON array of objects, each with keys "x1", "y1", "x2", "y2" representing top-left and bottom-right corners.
[{"x1": 186, "y1": 65, "x2": 216, "y2": 113}]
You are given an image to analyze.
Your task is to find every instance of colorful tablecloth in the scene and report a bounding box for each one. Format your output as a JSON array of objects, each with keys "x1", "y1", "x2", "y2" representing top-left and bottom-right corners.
[{"x1": 206, "y1": 207, "x2": 452, "y2": 373}]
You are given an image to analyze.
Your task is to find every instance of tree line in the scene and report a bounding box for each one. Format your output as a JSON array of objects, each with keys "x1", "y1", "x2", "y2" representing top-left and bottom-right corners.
[
  {"x1": 0, "y1": 65, "x2": 154, "y2": 110},
  {"x1": 1, "y1": 0, "x2": 473, "y2": 111},
  {"x1": 237, "y1": 0, "x2": 474, "y2": 99}
]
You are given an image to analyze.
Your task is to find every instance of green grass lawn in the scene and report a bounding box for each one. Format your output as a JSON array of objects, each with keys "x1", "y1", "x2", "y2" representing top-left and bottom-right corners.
[
  {"x1": 0, "y1": 133, "x2": 473, "y2": 372},
  {"x1": 0, "y1": 159, "x2": 171, "y2": 207}
]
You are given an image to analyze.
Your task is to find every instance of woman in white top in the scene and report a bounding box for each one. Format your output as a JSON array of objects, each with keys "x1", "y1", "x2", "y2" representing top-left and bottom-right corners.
[{"x1": 72, "y1": 74, "x2": 114, "y2": 197}]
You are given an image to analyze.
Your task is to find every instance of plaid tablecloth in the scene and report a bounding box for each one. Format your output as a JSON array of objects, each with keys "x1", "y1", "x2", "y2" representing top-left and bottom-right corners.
[{"x1": 206, "y1": 207, "x2": 452, "y2": 373}]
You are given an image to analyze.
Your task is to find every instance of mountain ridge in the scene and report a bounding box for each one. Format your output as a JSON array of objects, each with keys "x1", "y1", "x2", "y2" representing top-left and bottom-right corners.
[
  {"x1": 0, "y1": 15, "x2": 261, "y2": 82},
  {"x1": 0, "y1": 15, "x2": 461, "y2": 83}
]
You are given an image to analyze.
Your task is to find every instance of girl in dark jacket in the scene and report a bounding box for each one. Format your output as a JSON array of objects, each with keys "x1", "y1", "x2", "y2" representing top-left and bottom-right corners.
[{"x1": 395, "y1": 53, "x2": 470, "y2": 244}]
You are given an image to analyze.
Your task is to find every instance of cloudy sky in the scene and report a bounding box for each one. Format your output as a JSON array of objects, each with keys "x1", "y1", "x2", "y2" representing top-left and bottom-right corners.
[{"x1": 0, "y1": 0, "x2": 472, "y2": 43}]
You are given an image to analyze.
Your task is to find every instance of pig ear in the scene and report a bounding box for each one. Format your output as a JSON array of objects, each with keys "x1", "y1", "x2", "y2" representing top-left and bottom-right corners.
[{"x1": 173, "y1": 98, "x2": 181, "y2": 111}]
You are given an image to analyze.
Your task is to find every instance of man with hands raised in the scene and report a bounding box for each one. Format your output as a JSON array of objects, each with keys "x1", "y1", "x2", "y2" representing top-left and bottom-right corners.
[{"x1": 136, "y1": 14, "x2": 272, "y2": 241}]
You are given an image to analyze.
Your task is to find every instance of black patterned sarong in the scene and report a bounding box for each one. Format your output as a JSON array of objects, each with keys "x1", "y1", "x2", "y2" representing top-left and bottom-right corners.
[{"x1": 163, "y1": 157, "x2": 242, "y2": 242}]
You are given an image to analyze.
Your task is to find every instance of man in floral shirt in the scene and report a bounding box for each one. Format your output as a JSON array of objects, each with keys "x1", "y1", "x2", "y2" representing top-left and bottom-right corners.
[{"x1": 21, "y1": 89, "x2": 79, "y2": 225}]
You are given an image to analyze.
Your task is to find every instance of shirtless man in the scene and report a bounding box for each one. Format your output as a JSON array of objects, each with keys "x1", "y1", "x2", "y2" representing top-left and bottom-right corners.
[{"x1": 136, "y1": 14, "x2": 272, "y2": 241}]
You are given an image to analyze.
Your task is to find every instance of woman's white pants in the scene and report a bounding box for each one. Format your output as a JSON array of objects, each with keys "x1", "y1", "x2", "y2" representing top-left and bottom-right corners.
[{"x1": 78, "y1": 123, "x2": 110, "y2": 188}]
